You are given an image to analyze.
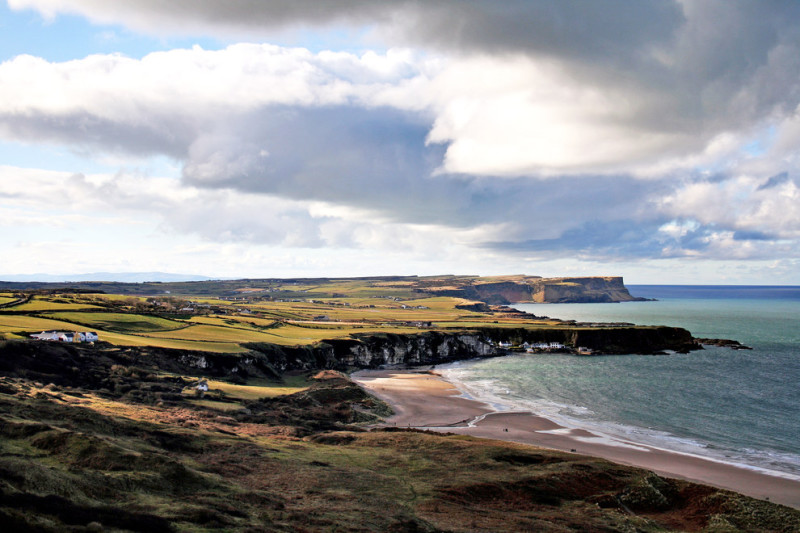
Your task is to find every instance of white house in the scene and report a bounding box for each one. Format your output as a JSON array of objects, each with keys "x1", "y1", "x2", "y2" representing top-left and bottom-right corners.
[
  {"x1": 30, "y1": 331, "x2": 59, "y2": 341},
  {"x1": 30, "y1": 330, "x2": 98, "y2": 343}
]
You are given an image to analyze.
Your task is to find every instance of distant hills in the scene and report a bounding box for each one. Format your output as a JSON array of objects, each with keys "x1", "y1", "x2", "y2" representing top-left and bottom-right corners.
[
  {"x1": 0, "y1": 274, "x2": 643, "y2": 303},
  {"x1": 0, "y1": 272, "x2": 217, "y2": 283}
]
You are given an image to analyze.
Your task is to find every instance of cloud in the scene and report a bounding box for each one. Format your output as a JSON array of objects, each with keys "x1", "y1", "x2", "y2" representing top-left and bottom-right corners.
[
  {"x1": 9, "y1": 0, "x2": 684, "y2": 62},
  {"x1": 7, "y1": 2, "x2": 800, "y2": 179},
  {"x1": 4, "y1": 1, "x2": 800, "y2": 270},
  {"x1": 757, "y1": 172, "x2": 791, "y2": 191},
  {"x1": 8, "y1": 0, "x2": 398, "y2": 36}
]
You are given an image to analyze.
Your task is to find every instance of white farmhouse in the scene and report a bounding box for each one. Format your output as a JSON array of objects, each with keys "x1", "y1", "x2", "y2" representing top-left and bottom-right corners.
[{"x1": 30, "y1": 331, "x2": 59, "y2": 341}]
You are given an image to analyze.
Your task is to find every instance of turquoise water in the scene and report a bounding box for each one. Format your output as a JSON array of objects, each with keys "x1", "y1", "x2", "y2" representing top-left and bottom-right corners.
[{"x1": 440, "y1": 286, "x2": 800, "y2": 479}]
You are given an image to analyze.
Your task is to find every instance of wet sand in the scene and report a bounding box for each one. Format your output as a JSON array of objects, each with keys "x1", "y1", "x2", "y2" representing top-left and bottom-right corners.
[{"x1": 352, "y1": 368, "x2": 800, "y2": 509}]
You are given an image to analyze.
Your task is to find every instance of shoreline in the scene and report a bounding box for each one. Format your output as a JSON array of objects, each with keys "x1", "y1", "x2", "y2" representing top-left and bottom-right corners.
[{"x1": 352, "y1": 367, "x2": 800, "y2": 509}]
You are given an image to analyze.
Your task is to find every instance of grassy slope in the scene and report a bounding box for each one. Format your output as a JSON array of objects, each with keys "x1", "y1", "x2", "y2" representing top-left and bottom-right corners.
[
  {"x1": 1, "y1": 358, "x2": 798, "y2": 533},
  {"x1": 0, "y1": 285, "x2": 548, "y2": 351},
  {"x1": 46, "y1": 312, "x2": 187, "y2": 333}
]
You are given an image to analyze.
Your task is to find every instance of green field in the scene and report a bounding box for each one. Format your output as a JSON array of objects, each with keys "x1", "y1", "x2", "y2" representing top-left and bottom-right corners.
[
  {"x1": 46, "y1": 312, "x2": 188, "y2": 333},
  {"x1": 137, "y1": 323, "x2": 280, "y2": 343},
  {"x1": 97, "y1": 330, "x2": 247, "y2": 352},
  {"x1": 0, "y1": 315, "x2": 89, "y2": 335},
  {"x1": 12, "y1": 298, "x2": 104, "y2": 312},
  {"x1": 0, "y1": 278, "x2": 565, "y2": 350}
]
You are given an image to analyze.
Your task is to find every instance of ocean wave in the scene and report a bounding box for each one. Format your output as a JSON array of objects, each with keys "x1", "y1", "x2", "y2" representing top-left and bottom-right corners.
[{"x1": 439, "y1": 362, "x2": 800, "y2": 481}]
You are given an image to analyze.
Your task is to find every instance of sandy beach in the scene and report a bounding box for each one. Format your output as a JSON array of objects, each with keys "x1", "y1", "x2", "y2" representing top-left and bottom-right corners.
[{"x1": 353, "y1": 367, "x2": 800, "y2": 509}]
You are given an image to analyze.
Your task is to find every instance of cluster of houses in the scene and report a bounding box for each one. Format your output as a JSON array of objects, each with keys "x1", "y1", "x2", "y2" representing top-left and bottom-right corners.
[
  {"x1": 30, "y1": 331, "x2": 99, "y2": 343},
  {"x1": 491, "y1": 340, "x2": 588, "y2": 353},
  {"x1": 523, "y1": 341, "x2": 566, "y2": 351}
]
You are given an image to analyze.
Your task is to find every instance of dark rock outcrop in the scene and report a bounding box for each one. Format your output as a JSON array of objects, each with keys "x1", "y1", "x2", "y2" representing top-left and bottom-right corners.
[{"x1": 695, "y1": 338, "x2": 753, "y2": 350}]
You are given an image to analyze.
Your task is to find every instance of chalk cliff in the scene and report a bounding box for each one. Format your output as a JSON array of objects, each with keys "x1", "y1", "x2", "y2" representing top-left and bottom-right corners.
[{"x1": 241, "y1": 326, "x2": 698, "y2": 373}]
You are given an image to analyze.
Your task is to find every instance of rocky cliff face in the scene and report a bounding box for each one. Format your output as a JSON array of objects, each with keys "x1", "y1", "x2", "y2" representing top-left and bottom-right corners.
[
  {"x1": 472, "y1": 282, "x2": 535, "y2": 304},
  {"x1": 242, "y1": 326, "x2": 698, "y2": 372},
  {"x1": 529, "y1": 277, "x2": 643, "y2": 303},
  {"x1": 325, "y1": 332, "x2": 495, "y2": 367}
]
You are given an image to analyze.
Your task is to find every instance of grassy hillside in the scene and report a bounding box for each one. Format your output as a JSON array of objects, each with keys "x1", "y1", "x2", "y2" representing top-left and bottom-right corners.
[
  {"x1": 0, "y1": 284, "x2": 565, "y2": 352},
  {"x1": 1, "y1": 341, "x2": 797, "y2": 532}
]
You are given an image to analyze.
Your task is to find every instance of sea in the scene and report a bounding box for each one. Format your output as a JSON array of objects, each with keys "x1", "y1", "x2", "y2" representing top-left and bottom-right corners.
[{"x1": 439, "y1": 286, "x2": 800, "y2": 480}]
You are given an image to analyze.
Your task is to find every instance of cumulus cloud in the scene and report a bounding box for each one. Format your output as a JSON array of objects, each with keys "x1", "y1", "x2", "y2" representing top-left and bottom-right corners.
[
  {"x1": 6, "y1": 2, "x2": 800, "y2": 178},
  {"x1": 4, "y1": 0, "x2": 800, "y2": 271}
]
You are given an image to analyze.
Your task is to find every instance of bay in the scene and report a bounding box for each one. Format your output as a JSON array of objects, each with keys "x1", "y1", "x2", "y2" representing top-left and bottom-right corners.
[{"x1": 440, "y1": 286, "x2": 800, "y2": 479}]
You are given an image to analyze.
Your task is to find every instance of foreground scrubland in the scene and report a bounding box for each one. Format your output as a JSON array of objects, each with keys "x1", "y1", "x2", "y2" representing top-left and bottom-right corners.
[{"x1": 2, "y1": 340, "x2": 799, "y2": 532}]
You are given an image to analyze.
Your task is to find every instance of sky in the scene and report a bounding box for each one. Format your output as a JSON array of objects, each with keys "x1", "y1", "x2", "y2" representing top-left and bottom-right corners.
[{"x1": 1, "y1": 1, "x2": 800, "y2": 284}]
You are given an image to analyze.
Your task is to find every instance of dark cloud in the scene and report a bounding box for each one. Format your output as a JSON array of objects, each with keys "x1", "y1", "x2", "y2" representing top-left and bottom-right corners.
[
  {"x1": 388, "y1": 1, "x2": 684, "y2": 66},
  {"x1": 733, "y1": 230, "x2": 775, "y2": 242},
  {"x1": 16, "y1": 0, "x2": 684, "y2": 57},
  {"x1": 0, "y1": 110, "x2": 193, "y2": 159},
  {"x1": 482, "y1": 219, "x2": 668, "y2": 260},
  {"x1": 180, "y1": 104, "x2": 668, "y2": 238},
  {"x1": 481, "y1": 217, "x2": 765, "y2": 261},
  {"x1": 757, "y1": 171, "x2": 791, "y2": 191}
]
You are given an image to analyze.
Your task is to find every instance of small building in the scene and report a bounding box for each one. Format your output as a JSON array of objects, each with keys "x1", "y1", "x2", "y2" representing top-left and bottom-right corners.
[
  {"x1": 30, "y1": 331, "x2": 59, "y2": 341},
  {"x1": 59, "y1": 333, "x2": 74, "y2": 343},
  {"x1": 84, "y1": 332, "x2": 99, "y2": 342}
]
